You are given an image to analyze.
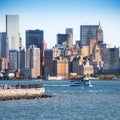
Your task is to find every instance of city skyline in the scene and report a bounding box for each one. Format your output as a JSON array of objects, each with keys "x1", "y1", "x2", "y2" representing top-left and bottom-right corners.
[{"x1": 0, "y1": 0, "x2": 120, "y2": 48}]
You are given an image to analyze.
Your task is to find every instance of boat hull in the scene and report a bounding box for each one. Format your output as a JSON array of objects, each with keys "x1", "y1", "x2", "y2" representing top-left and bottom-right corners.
[{"x1": 70, "y1": 78, "x2": 92, "y2": 87}]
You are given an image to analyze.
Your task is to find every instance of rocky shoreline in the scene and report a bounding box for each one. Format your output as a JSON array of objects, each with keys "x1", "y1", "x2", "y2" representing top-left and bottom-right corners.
[{"x1": 0, "y1": 94, "x2": 55, "y2": 101}]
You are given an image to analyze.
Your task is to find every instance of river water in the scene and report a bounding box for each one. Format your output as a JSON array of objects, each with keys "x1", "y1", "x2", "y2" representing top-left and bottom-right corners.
[{"x1": 0, "y1": 80, "x2": 120, "y2": 120}]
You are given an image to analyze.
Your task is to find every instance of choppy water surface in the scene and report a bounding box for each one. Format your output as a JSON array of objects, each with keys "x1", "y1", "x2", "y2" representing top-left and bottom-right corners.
[{"x1": 0, "y1": 80, "x2": 120, "y2": 120}]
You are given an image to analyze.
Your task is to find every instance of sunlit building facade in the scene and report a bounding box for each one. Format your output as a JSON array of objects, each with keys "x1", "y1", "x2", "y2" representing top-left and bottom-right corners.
[
  {"x1": 66, "y1": 28, "x2": 73, "y2": 49},
  {"x1": 26, "y1": 29, "x2": 44, "y2": 75}
]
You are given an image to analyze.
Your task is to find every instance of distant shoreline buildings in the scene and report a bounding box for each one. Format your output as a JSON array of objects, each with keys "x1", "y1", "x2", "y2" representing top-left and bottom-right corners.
[{"x1": 0, "y1": 15, "x2": 120, "y2": 79}]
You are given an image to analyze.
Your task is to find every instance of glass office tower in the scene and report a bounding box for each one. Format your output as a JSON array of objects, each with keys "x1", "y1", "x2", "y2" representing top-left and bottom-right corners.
[
  {"x1": 26, "y1": 29, "x2": 44, "y2": 75},
  {"x1": 80, "y1": 25, "x2": 99, "y2": 46},
  {"x1": 6, "y1": 15, "x2": 19, "y2": 51},
  {"x1": 0, "y1": 32, "x2": 8, "y2": 59}
]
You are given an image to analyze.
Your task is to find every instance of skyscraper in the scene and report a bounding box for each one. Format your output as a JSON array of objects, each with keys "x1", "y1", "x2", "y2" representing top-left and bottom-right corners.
[
  {"x1": 44, "y1": 49, "x2": 53, "y2": 77},
  {"x1": 29, "y1": 45, "x2": 40, "y2": 77},
  {"x1": 102, "y1": 47, "x2": 120, "y2": 74},
  {"x1": 19, "y1": 49, "x2": 26, "y2": 69},
  {"x1": 66, "y1": 28, "x2": 73, "y2": 36},
  {"x1": 6, "y1": 15, "x2": 19, "y2": 51},
  {"x1": 66, "y1": 28, "x2": 73, "y2": 49},
  {"x1": 20, "y1": 45, "x2": 40, "y2": 78},
  {"x1": 0, "y1": 32, "x2": 8, "y2": 59},
  {"x1": 97, "y1": 22, "x2": 103, "y2": 44},
  {"x1": 26, "y1": 30, "x2": 44, "y2": 50},
  {"x1": 57, "y1": 33, "x2": 68, "y2": 46},
  {"x1": 26, "y1": 29, "x2": 44, "y2": 75},
  {"x1": 80, "y1": 25, "x2": 99, "y2": 46},
  {"x1": 9, "y1": 50, "x2": 18, "y2": 73}
]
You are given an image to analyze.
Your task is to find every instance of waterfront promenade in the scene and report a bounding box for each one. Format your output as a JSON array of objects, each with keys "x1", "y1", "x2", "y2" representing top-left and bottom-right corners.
[{"x1": 0, "y1": 83, "x2": 45, "y2": 100}]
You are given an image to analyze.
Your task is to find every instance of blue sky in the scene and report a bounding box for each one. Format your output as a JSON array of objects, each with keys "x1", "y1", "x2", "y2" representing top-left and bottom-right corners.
[{"x1": 0, "y1": 0, "x2": 120, "y2": 48}]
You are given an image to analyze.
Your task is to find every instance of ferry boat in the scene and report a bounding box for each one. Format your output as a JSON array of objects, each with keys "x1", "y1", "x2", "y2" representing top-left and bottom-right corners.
[{"x1": 70, "y1": 77, "x2": 92, "y2": 87}]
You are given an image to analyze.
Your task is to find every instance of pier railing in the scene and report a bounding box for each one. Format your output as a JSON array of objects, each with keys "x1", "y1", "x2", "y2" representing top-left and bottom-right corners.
[
  {"x1": 0, "y1": 83, "x2": 43, "y2": 90},
  {"x1": 0, "y1": 83, "x2": 45, "y2": 100}
]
